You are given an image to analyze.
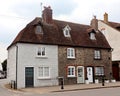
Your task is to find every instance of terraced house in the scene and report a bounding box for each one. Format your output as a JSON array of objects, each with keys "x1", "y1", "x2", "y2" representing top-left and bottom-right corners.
[
  {"x1": 98, "y1": 13, "x2": 120, "y2": 81},
  {"x1": 7, "y1": 6, "x2": 112, "y2": 89}
]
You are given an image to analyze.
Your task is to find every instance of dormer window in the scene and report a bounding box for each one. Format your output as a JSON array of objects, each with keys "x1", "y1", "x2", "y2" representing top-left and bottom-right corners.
[
  {"x1": 35, "y1": 25, "x2": 43, "y2": 34},
  {"x1": 90, "y1": 32, "x2": 96, "y2": 40},
  {"x1": 63, "y1": 25, "x2": 71, "y2": 37}
]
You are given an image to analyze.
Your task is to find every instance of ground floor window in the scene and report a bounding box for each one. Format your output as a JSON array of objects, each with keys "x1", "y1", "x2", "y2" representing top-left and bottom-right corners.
[
  {"x1": 67, "y1": 66, "x2": 75, "y2": 77},
  {"x1": 38, "y1": 67, "x2": 50, "y2": 78},
  {"x1": 95, "y1": 67, "x2": 104, "y2": 76}
]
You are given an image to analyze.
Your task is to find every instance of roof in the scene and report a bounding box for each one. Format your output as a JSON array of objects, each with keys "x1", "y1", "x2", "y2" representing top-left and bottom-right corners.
[
  {"x1": 100, "y1": 20, "x2": 120, "y2": 31},
  {"x1": 8, "y1": 17, "x2": 111, "y2": 49},
  {"x1": 109, "y1": 21, "x2": 120, "y2": 31}
]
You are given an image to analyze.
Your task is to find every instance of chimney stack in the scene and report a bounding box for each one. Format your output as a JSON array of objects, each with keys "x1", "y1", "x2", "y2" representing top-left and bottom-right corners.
[
  {"x1": 104, "y1": 12, "x2": 108, "y2": 23},
  {"x1": 90, "y1": 16, "x2": 98, "y2": 31},
  {"x1": 42, "y1": 6, "x2": 53, "y2": 24}
]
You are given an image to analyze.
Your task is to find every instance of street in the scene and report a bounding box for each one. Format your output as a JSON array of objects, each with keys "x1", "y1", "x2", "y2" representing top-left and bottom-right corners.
[{"x1": 0, "y1": 79, "x2": 120, "y2": 96}]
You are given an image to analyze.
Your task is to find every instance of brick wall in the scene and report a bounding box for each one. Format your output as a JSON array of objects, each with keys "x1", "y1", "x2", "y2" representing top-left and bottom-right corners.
[{"x1": 58, "y1": 46, "x2": 112, "y2": 85}]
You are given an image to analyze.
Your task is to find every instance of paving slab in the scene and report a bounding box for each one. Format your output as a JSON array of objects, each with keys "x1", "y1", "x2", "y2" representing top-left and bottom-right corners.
[{"x1": 20, "y1": 82, "x2": 120, "y2": 94}]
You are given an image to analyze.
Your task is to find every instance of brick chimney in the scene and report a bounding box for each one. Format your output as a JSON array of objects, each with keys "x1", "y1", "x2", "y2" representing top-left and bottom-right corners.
[
  {"x1": 42, "y1": 6, "x2": 53, "y2": 24},
  {"x1": 90, "y1": 16, "x2": 98, "y2": 31},
  {"x1": 104, "y1": 12, "x2": 108, "y2": 23}
]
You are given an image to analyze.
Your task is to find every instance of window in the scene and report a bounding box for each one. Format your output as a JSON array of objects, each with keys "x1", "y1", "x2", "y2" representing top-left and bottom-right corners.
[
  {"x1": 67, "y1": 66, "x2": 75, "y2": 77},
  {"x1": 35, "y1": 25, "x2": 43, "y2": 34},
  {"x1": 94, "y1": 50, "x2": 101, "y2": 59},
  {"x1": 95, "y1": 67, "x2": 104, "y2": 76},
  {"x1": 90, "y1": 33, "x2": 96, "y2": 40},
  {"x1": 63, "y1": 25, "x2": 71, "y2": 37},
  {"x1": 67, "y1": 48, "x2": 75, "y2": 58},
  {"x1": 38, "y1": 67, "x2": 50, "y2": 78},
  {"x1": 37, "y1": 47, "x2": 46, "y2": 57}
]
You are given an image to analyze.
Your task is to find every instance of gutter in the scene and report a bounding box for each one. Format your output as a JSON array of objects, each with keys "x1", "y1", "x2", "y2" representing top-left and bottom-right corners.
[{"x1": 15, "y1": 45, "x2": 18, "y2": 89}]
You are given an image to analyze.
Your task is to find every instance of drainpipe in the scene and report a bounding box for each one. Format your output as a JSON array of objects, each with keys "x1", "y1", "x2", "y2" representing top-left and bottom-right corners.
[{"x1": 15, "y1": 45, "x2": 18, "y2": 89}]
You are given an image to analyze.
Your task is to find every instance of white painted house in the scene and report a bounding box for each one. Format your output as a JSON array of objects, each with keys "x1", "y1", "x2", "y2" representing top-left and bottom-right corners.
[{"x1": 7, "y1": 43, "x2": 58, "y2": 88}]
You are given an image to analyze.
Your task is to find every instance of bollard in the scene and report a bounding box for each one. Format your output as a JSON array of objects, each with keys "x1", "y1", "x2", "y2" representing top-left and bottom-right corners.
[
  {"x1": 102, "y1": 76, "x2": 105, "y2": 86},
  {"x1": 61, "y1": 78, "x2": 64, "y2": 89}
]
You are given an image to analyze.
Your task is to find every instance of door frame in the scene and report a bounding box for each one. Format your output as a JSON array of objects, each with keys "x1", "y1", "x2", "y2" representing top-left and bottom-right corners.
[
  {"x1": 25, "y1": 67, "x2": 34, "y2": 88},
  {"x1": 87, "y1": 67, "x2": 94, "y2": 83},
  {"x1": 77, "y1": 66, "x2": 84, "y2": 83}
]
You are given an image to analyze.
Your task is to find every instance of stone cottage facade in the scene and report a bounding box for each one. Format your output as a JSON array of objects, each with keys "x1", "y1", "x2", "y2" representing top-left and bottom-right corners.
[{"x1": 7, "y1": 6, "x2": 112, "y2": 89}]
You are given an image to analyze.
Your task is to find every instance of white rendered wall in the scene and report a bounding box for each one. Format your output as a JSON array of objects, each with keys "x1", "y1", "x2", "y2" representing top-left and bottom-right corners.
[
  {"x1": 7, "y1": 45, "x2": 16, "y2": 82},
  {"x1": 17, "y1": 43, "x2": 58, "y2": 88},
  {"x1": 98, "y1": 21, "x2": 120, "y2": 61}
]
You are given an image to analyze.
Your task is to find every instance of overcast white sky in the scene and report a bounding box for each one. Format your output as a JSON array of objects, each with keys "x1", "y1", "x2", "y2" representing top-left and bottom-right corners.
[{"x1": 0, "y1": 0, "x2": 120, "y2": 62}]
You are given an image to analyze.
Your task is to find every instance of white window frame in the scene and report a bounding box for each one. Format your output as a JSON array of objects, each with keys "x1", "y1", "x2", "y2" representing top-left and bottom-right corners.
[
  {"x1": 67, "y1": 66, "x2": 75, "y2": 77},
  {"x1": 38, "y1": 67, "x2": 50, "y2": 79},
  {"x1": 95, "y1": 67, "x2": 104, "y2": 76},
  {"x1": 90, "y1": 32, "x2": 96, "y2": 40},
  {"x1": 94, "y1": 50, "x2": 101, "y2": 59},
  {"x1": 67, "y1": 48, "x2": 75, "y2": 59},
  {"x1": 37, "y1": 47, "x2": 46, "y2": 57},
  {"x1": 35, "y1": 25, "x2": 43, "y2": 34},
  {"x1": 63, "y1": 25, "x2": 71, "y2": 37}
]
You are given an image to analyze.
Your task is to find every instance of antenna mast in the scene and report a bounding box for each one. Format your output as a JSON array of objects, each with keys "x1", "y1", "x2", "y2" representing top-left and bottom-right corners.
[{"x1": 40, "y1": 2, "x2": 43, "y2": 17}]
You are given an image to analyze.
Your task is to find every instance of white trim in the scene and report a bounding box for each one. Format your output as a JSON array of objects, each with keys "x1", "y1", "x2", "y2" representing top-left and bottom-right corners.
[
  {"x1": 67, "y1": 66, "x2": 75, "y2": 77},
  {"x1": 90, "y1": 33, "x2": 96, "y2": 40},
  {"x1": 36, "y1": 47, "x2": 47, "y2": 57},
  {"x1": 67, "y1": 48, "x2": 75, "y2": 59},
  {"x1": 38, "y1": 67, "x2": 50, "y2": 79},
  {"x1": 77, "y1": 66, "x2": 84, "y2": 83},
  {"x1": 63, "y1": 25, "x2": 71, "y2": 37}
]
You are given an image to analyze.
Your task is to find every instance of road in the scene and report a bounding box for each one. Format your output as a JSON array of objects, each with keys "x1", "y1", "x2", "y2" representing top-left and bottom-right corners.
[{"x1": 0, "y1": 79, "x2": 120, "y2": 96}]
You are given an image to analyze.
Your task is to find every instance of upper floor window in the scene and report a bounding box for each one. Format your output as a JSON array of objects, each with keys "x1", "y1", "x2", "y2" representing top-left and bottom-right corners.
[
  {"x1": 67, "y1": 66, "x2": 75, "y2": 77},
  {"x1": 37, "y1": 47, "x2": 46, "y2": 57},
  {"x1": 90, "y1": 32, "x2": 96, "y2": 40},
  {"x1": 67, "y1": 48, "x2": 75, "y2": 59},
  {"x1": 63, "y1": 25, "x2": 71, "y2": 37},
  {"x1": 35, "y1": 25, "x2": 43, "y2": 34},
  {"x1": 94, "y1": 50, "x2": 101, "y2": 59}
]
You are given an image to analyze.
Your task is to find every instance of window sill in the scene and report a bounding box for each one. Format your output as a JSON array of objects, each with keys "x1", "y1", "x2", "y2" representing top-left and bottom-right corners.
[
  {"x1": 67, "y1": 57, "x2": 76, "y2": 59},
  {"x1": 37, "y1": 77, "x2": 51, "y2": 80},
  {"x1": 67, "y1": 76, "x2": 76, "y2": 78},
  {"x1": 36, "y1": 56, "x2": 48, "y2": 59}
]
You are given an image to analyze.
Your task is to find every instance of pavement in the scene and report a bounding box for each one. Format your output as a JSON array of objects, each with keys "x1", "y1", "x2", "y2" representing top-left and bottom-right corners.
[{"x1": 20, "y1": 82, "x2": 120, "y2": 94}]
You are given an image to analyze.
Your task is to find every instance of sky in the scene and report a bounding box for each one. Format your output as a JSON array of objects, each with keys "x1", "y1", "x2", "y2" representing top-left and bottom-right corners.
[{"x1": 0, "y1": 0, "x2": 120, "y2": 62}]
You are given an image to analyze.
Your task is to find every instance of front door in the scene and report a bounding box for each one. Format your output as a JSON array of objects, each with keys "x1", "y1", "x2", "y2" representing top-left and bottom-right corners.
[
  {"x1": 77, "y1": 66, "x2": 84, "y2": 83},
  {"x1": 87, "y1": 67, "x2": 93, "y2": 83},
  {"x1": 112, "y1": 64, "x2": 119, "y2": 81},
  {"x1": 25, "y1": 67, "x2": 34, "y2": 87}
]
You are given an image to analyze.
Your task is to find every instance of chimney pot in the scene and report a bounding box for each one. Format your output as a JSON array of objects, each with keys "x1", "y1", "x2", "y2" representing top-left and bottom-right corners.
[
  {"x1": 90, "y1": 15, "x2": 98, "y2": 31},
  {"x1": 42, "y1": 6, "x2": 53, "y2": 24},
  {"x1": 104, "y1": 12, "x2": 108, "y2": 23}
]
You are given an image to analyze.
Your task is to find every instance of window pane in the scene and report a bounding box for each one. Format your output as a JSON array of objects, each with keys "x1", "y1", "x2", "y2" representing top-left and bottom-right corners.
[
  {"x1": 38, "y1": 48, "x2": 41, "y2": 55},
  {"x1": 67, "y1": 48, "x2": 75, "y2": 58},
  {"x1": 37, "y1": 47, "x2": 46, "y2": 56},
  {"x1": 44, "y1": 67, "x2": 49, "y2": 77},
  {"x1": 67, "y1": 48, "x2": 70, "y2": 57},
  {"x1": 95, "y1": 67, "x2": 104, "y2": 76},
  {"x1": 68, "y1": 66, "x2": 75, "y2": 77},
  {"x1": 36, "y1": 26, "x2": 41, "y2": 34},
  {"x1": 39, "y1": 67, "x2": 43, "y2": 77},
  {"x1": 94, "y1": 50, "x2": 101, "y2": 59},
  {"x1": 42, "y1": 47, "x2": 45, "y2": 56}
]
